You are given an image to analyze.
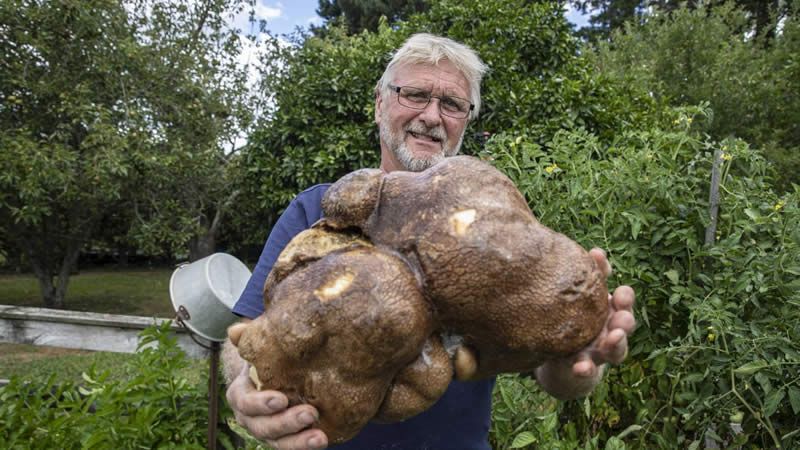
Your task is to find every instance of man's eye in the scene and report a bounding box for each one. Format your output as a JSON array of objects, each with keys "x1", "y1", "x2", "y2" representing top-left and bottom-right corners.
[
  {"x1": 406, "y1": 92, "x2": 429, "y2": 103},
  {"x1": 441, "y1": 97, "x2": 462, "y2": 111}
]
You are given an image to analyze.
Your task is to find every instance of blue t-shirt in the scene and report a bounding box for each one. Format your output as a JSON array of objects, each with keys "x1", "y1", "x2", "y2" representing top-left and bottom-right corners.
[{"x1": 234, "y1": 184, "x2": 495, "y2": 450}]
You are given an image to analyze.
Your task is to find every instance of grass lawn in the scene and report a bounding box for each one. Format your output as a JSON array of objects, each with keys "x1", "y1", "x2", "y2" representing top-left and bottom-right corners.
[
  {"x1": 0, "y1": 267, "x2": 177, "y2": 317},
  {"x1": 0, "y1": 267, "x2": 207, "y2": 384}
]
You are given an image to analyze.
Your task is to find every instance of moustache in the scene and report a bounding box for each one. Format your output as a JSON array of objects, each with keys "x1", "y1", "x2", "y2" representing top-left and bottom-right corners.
[{"x1": 405, "y1": 124, "x2": 446, "y2": 142}]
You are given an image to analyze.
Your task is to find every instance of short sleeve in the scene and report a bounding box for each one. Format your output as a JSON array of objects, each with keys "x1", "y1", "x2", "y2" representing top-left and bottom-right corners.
[{"x1": 232, "y1": 184, "x2": 330, "y2": 319}]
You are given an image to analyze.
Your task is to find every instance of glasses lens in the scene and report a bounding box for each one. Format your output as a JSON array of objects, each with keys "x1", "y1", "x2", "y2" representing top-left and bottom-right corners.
[
  {"x1": 397, "y1": 86, "x2": 471, "y2": 118},
  {"x1": 440, "y1": 97, "x2": 471, "y2": 118},
  {"x1": 398, "y1": 86, "x2": 430, "y2": 107}
]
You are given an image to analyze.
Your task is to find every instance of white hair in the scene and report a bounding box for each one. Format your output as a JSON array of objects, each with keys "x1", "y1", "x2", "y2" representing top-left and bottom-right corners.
[{"x1": 376, "y1": 33, "x2": 488, "y2": 120}]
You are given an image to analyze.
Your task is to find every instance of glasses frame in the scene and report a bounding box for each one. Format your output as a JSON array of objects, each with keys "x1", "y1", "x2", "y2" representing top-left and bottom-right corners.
[{"x1": 387, "y1": 84, "x2": 474, "y2": 119}]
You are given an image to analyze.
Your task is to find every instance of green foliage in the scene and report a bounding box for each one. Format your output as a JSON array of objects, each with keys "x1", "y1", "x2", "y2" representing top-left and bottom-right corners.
[
  {"x1": 241, "y1": 0, "x2": 660, "y2": 241},
  {"x1": 238, "y1": 25, "x2": 398, "y2": 242},
  {"x1": 0, "y1": 0, "x2": 255, "y2": 305},
  {"x1": 313, "y1": 0, "x2": 430, "y2": 36},
  {"x1": 483, "y1": 104, "x2": 800, "y2": 448},
  {"x1": 595, "y1": 2, "x2": 800, "y2": 191},
  {"x1": 571, "y1": 0, "x2": 788, "y2": 42},
  {"x1": 408, "y1": 0, "x2": 660, "y2": 140},
  {"x1": 0, "y1": 322, "x2": 231, "y2": 449}
]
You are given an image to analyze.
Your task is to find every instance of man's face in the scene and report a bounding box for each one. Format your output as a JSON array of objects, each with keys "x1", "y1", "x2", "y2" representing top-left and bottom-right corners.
[{"x1": 376, "y1": 60, "x2": 471, "y2": 172}]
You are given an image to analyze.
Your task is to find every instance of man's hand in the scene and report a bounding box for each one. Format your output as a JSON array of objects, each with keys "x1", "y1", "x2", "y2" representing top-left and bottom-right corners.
[
  {"x1": 535, "y1": 248, "x2": 636, "y2": 400},
  {"x1": 225, "y1": 324, "x2": 328, "y2": 450}
]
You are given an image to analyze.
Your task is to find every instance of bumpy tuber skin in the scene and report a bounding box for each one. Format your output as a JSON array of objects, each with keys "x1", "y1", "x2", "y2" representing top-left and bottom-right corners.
[
  {"x1": 372, "y1": 334, "x2": 453, "y2": 423},
  {"x1": 234, "y1": 240, "x2": 437, "y2": 445},
  {"x1": 232, "y1": 155, "x2": 610, "y2": 444},
  {"x1": 323, "y1": 155, "x2": 609, "y2": 380}
]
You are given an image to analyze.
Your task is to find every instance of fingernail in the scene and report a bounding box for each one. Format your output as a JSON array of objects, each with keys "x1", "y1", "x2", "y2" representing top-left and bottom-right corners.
[
  {"x1": 298, "y1": 411, "x2": 315, "y2": 426},
  {"x1": 267, "y1": 397, "x2": 283, "y2": 409},
  {"x1": 308, "y1": 436, "x2": 323, "y2": 448}
]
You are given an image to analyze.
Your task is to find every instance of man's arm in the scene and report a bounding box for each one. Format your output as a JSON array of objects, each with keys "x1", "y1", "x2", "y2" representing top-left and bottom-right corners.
[
  {"x1": 224, "y1": 320, "x2": 329, "y2": 449},
  {"x1": 534, "y1": 248, "x2": 636, "y2": 400}
]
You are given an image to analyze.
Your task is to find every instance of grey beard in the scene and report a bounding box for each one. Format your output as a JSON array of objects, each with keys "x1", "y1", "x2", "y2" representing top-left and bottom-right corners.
[{"x1": 380, "y1": 122, "x2": 464, "y2": 172}]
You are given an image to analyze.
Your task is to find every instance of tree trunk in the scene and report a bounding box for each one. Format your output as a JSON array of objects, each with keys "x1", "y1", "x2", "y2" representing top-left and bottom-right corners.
[
  {"x1": 25, "y1": 237, "x2": 83, "y2": 309},
  {"x1": 117, "y1": 245, "x2": 131, "y2": 267},
  {"x1": 189, "y1": 232, "x2": 216, "y2": 262},
  {"x1": 187, "y1": 191, "x2": 239, "y2": 262}
]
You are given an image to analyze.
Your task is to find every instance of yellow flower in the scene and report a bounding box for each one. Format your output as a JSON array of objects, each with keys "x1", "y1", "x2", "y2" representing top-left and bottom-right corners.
[
  {"x1": 721, "y1": 153, "x2": 732, "y2": 161},
  {"x1": 722, "y1": 145, "x2": 728, "y2": 151},
  {"x1": 673, "y1": 119, "x2": 680, "y2": 125},
  {"x1": 775, "y1": 201, "x2": 785, "y2": 211},
  {"x1": 545, "y1": 163, "x2": 558, "y2": 174},
  {"x1": 687, "y1": 118, "x2": 693, "y2": 124},
  {"x1": 708, "y1": 334, "x2": 714, "y2": 342},
  {"x1": 647, "y1": 154, "x2": 653, "y2": 159},
  {"x1": 515, "y1": 136, "x2": 522, "y2": 145}
]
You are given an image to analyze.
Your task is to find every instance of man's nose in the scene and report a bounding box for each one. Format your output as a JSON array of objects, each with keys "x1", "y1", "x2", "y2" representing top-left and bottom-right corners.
[{"x1": 418, "y1": 98, "x2": 442, "y2": 126}]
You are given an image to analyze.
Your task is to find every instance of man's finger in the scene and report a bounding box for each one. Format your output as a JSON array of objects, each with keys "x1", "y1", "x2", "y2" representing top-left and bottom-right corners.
[
  {"x1": 571, "y1": 356, "x2": 599, "y2": 378},
  {"x1": 611, "y1": 285, "x2": 635, "y2": 312},
  {"x1": 270, "y1": 428, "x2": 328, "y2": 450},
  {"x1": 244, "y1": 405, "x2": 321, "y2": 444},
  {"x1": 601, "y1": 331, "x2": 628, "y2": 365},
  {"x1": 608, "y1": 310, "x2": 636, "y2": 334},
  {"x1": 589, "y1": 248, "x2": 612, "y2": 278},
  {"x1": 234, "y1": 388, "x2": 288, "y2": 417}
]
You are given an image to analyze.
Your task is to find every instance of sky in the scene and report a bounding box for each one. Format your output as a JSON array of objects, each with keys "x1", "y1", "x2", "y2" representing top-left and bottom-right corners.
[
  {"x1": 232, "y1": 1, "x2": 323, "y2": 37},
  {"x1": 235, "y1": 1, "x2": 590, "y2": 38}
]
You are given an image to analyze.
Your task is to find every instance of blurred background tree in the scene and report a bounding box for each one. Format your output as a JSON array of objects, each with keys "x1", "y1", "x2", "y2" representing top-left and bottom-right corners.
[
  {"x1": 0, "y1": 0, "x2": 254, "y2": 307},
  {"x1": 571, "y1": 0, "x2": 788, "y2": 42},
  {"x1": 313, "y1": 0, "x2": 430, "y2": 35}
]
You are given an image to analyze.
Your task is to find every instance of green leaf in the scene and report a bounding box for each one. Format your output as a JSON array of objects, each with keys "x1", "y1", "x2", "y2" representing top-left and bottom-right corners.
[
  {"x1": 631, "y1": 219, "x2": 641, "y2": 240},
  {"x1": 705, "y1": 428, "x2": 723, "y2": 442},
  {"x1": 665, "y1": 269, "x2": 679, "y2": 284},
  {"x1": 605, "y1": 436, "x2": 627, "y2": 450},
  {"x1": 734, "y1": 360, "x2": 769, "y2": 375},
  {"x1": 616, "y1": 424, "x2": 642, "y2": 440},
  {"x1": 539, "y1": 412, "x2": 558, "y2": 432},
  {"x1": 744, "y1": 208, "x2": 760, "y2": 220},
  {"x1": 764, "y1": 388, "x2": 785, "y2": 417},
  {"x1": 789, "y1": 387, "x2": 800, "y2": 415},
  {"x1": 510, "y1": 431, "x2": 536, "y2": 448}
]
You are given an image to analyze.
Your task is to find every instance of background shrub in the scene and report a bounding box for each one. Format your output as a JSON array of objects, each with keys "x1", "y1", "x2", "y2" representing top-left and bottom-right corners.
[
  {"x1": 483, "y1": 104, "x2": 800, "y2": 449},
  {"x1": 0, "y1": 322, "x2": 232, "y2": 449}
]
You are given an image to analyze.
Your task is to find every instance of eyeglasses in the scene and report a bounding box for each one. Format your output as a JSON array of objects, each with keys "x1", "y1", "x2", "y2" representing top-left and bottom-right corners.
[{"x1": 388, "y1": 84, "x2": 474, "y2": 119}]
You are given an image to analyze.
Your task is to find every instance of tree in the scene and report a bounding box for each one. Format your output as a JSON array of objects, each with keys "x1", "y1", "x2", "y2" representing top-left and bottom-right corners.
[
  {"x1": 313, "y1": 0, "x2": 429, "y2": 35},
  {"x1": 240, "y1": 0, "x2": 659, "y2": 242},
  {"x1": 0, "y1": 0, "x2": 254, "y2": 307},
  {"x1": 595, "y1": 2, "x2": 800, "y2": 190},
  {"x1": 572, "y1": 0, "x2": 788, "y2": 42}
]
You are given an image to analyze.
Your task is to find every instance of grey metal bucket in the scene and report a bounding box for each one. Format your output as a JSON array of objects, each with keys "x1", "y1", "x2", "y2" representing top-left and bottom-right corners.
[{"x1": 169, "y1": 253, "x2": 251, "y2": 342}]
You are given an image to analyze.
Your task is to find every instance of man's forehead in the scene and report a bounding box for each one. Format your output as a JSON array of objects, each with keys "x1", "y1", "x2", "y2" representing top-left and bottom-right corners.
[{"x1": 392, "y1": 61, "x2": 470, "y2": 96}]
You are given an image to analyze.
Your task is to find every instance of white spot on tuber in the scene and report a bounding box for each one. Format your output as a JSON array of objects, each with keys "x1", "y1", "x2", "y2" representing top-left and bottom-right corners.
[
  {"x1": 313, "y1": 272, "x2": 355, "y2": 302},
  {"x1": 449, "y1": 209, "x2": 477, "y2": 235}
]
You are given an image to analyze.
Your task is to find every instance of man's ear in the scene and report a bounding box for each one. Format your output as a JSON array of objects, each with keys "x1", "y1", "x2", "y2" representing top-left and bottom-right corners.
[{"x1": 374, "y1": 90, "x2": 383, "y2": 125}]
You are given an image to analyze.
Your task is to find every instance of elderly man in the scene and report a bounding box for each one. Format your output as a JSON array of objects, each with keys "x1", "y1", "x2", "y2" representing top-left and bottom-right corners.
[{"x1": 223, "y1": 33, "x2": 636, "y2": 450}]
